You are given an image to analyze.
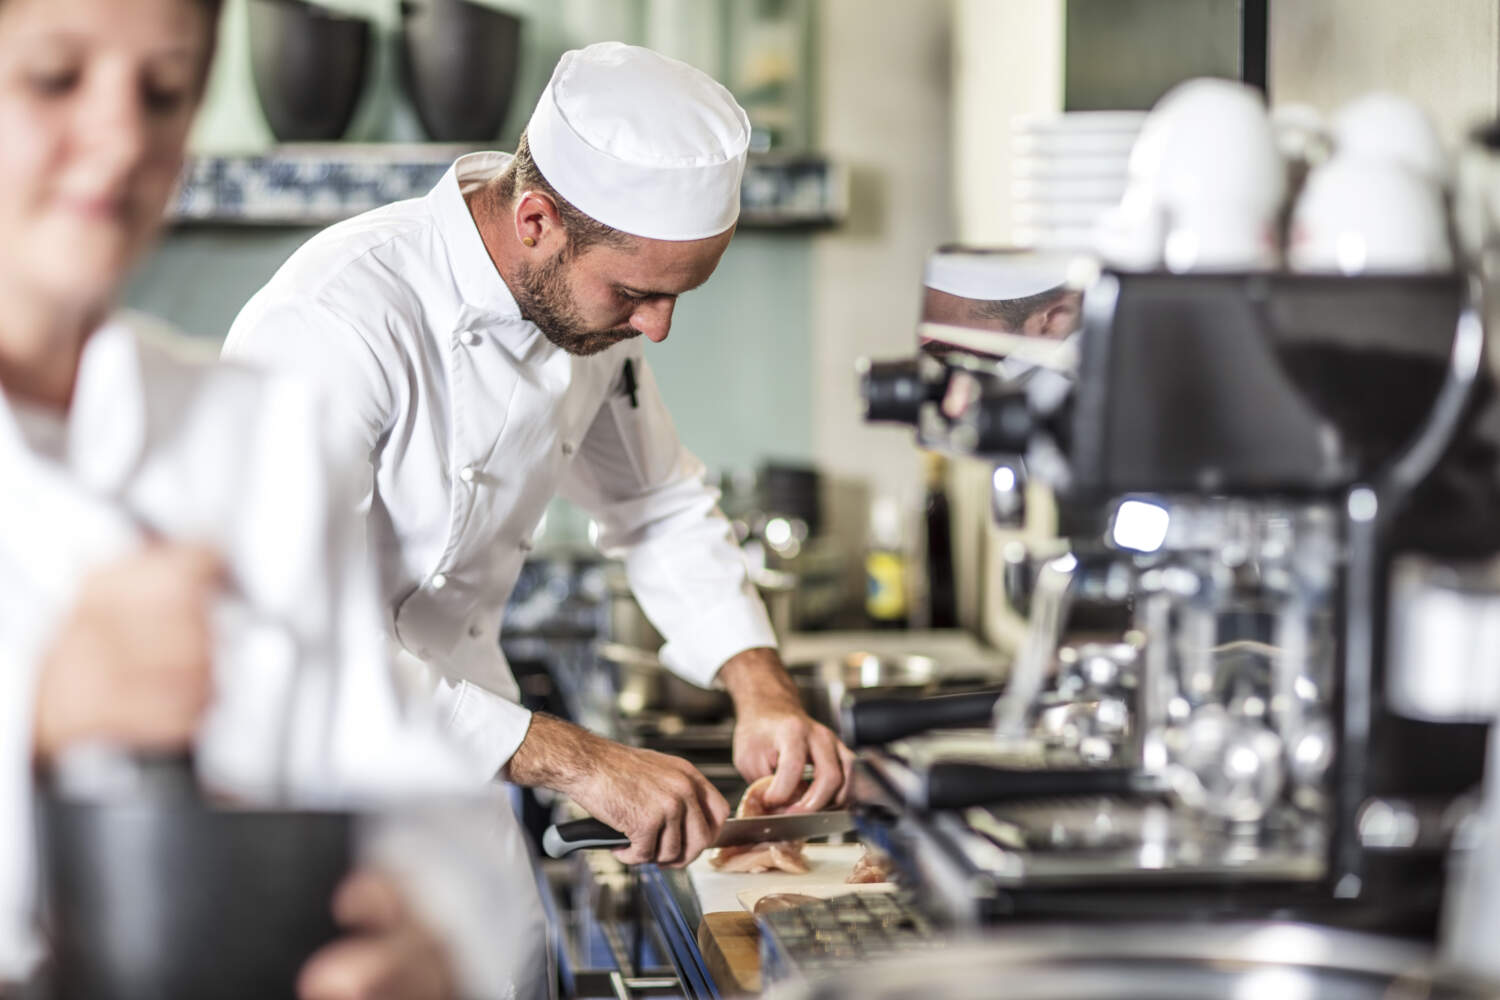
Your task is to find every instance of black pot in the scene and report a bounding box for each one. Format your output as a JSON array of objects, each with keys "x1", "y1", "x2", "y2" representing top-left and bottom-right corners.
[
  {"x1": 400, "y1": 0, "x2": 522, "y2": 142},
  {"x1": 39, "y1": 760, "x2": 353, "y2": 1000},
  {"x1": 248, "y1": 0, "x2": 372, "y2": 142}
]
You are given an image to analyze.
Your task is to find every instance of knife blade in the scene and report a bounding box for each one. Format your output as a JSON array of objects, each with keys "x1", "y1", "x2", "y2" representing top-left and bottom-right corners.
[{"x1": 542, "y1": 811, "x2": 856, "y2": 859}]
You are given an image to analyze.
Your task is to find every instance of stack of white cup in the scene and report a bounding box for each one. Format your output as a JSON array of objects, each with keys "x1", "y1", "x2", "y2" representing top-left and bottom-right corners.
[
  {"x1": 1096, "y1": 78, "x2": 1285, "y2": 272},
  {"x1": 1288, "y1": 93, "x2": 1452, "y2": 274},
  {"x1": 1094, "y1": 80, "x2": 1453, "y2": 275}
]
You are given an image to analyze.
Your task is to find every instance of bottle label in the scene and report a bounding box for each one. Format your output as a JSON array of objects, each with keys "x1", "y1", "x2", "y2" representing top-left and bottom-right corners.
[{"x1": 865, "y1": 551, "x2": 908, "y2": 620}]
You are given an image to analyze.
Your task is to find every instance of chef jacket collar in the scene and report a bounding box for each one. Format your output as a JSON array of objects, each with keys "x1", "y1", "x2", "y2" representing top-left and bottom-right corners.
[
  {"x1": 0, "y1": 319, "x2": 147, "y2": 498},
  {"x1": 429, "y1": 152, "x2": 528, "y2": 327}
]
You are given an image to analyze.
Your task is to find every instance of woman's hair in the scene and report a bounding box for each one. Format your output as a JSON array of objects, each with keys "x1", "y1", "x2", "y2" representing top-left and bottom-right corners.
[{"x1": 194, "y1": 0, "x2": 226, "y2": 85}]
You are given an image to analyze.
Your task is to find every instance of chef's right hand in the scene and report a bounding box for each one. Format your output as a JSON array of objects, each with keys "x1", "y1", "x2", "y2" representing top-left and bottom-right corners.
[
  {"x1": 508, "y1": 713, "x2": 731, "y2": 867},
  {"x1": 32, "y1": 543, "x2": 224, "y2": 761}
]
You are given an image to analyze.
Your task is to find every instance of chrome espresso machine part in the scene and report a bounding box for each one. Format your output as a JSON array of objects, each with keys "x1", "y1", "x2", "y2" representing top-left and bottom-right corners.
[{"x1": 853, "y1": 248, "x2": 1500, "y2": 934}]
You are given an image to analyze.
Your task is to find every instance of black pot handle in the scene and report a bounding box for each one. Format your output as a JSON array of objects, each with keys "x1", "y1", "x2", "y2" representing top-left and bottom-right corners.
[{"x1": 841, "y1": 688, "x2": 1003, "y2": 747}]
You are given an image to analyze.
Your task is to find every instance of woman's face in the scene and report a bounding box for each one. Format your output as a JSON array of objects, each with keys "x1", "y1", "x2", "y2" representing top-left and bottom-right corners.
[{"x1": 0, "y1": 0, "x2": 210, "y2": 311}]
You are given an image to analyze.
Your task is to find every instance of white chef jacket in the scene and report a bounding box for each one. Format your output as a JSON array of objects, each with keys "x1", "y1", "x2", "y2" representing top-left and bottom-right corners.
[
  {"x1": 0, "y1": 316, "x2": 549, "y2": 999},
  {"x1": 224, "y1": 151, "x2": 778, "y2": 780}
]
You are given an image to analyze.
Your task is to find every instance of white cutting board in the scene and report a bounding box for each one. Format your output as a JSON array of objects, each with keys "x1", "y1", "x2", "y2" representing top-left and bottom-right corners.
[{"x1": 686, "y1": 843, "x2": 874, "y2": 915}]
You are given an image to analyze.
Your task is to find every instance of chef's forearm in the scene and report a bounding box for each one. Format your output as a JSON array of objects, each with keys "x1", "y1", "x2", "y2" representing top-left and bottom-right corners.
[
  {"x1": 717, "y1": 647, "x2": 802, "y2": 715},
  {"x1": 504, "y1": 712, "x2": 596, "y2": 793}
]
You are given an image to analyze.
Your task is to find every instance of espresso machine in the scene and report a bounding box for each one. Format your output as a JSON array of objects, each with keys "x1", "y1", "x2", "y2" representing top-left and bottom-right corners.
[{"x1": 850, "y1": 248, "x2": 1500, "y2": 936}]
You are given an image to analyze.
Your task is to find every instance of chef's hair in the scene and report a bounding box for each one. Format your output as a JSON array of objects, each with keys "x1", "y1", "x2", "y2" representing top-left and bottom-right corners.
[
  {"x1": 498, "y1": 131, "x2": 636, "y2": 255},
  {"x1": 973, "y1": 285, "x2": 1071, "y2": 329}
]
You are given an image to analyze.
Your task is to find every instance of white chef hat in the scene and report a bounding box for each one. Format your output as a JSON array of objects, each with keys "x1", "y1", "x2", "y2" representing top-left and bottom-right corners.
[
  {"x1": 525, "y1": 41, "x2": 752, "y2": 241},
  {"x1": 923, "y1": 249, "x2": 1074, "y2": 301}
]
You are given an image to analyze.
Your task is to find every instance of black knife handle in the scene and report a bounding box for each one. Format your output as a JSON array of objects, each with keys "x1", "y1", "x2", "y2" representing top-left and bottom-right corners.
[
  {"x1": 542, "y1": 819, "x2": 631, "y2": 858},
  {"x1": 841, "y1": 688, "x2": 1004, "y2": 747}
]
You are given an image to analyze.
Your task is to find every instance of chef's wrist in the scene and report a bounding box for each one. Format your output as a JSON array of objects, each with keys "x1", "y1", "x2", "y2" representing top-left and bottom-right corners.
[
  {"x1": 505, "y1": 712, "x2": 608, "y2": 797},
  {"x1": 718, "y1": 647, "x2": 802, "y2": 717}
]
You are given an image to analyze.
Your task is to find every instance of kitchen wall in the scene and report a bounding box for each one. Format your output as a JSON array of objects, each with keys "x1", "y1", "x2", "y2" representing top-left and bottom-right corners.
[
  {"x1": 1269, "y1": 0, "x2": 1500, "y2": 144},
  {"x1": 809, "y1": 0, "x2": 954, "y2": 512},
  {"x1": 126, "y1": 0, "x2": 814, "y2": 477}
]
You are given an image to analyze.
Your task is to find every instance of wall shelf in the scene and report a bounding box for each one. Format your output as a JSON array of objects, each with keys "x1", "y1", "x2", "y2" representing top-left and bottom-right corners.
[{"x1": 169, "y1": 145, "x2": 846, "y2": 231}]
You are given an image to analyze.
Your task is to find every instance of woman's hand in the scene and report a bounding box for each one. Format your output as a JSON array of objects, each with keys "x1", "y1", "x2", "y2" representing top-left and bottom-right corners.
[
  {"x1": 32, "y1": 543, "x2": 223, "y2": 761},
  {"x1": 298, "y1": 870, "x2": 455, "y2": 1000}
]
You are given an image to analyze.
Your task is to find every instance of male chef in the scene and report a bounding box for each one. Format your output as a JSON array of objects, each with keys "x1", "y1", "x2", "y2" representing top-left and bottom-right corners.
[{"x1": 224, "y1": 42, "x2": 852, "y2": 868}]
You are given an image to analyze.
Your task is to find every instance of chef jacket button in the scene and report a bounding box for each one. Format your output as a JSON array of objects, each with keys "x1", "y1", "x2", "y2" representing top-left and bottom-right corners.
[
  {"x1": 461, "y1": 331, "x2": 482, "y2": 347},
  {"x1": 518, "y1": 538, "x2": 534, "y2": 553},
  {"x1": 459, "y1": 465, "x2": 477, "y2": 483},
  {"x1": 468, "y1": 623, "x2": 483, "y2": 638},
  {"x1": 561, "y1": 442, "x2": 575, "y2": 456},
  {"x1": 430, "y1": 573, "x2": 448, "y2": 590}
]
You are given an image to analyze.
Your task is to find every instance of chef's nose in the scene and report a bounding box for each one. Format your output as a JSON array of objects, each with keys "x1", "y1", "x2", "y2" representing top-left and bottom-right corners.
[
  {"x1": 631, "y1": 298, "x2": 675, "y2": 343},
  {"x1": 79, "y1": 70, "x2": 151, "y2": 182}
]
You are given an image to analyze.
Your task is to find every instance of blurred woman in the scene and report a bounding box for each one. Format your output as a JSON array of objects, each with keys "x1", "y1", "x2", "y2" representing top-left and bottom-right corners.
[{"x1": 0, "y1": 1, "x2": 533, "y2": 996}]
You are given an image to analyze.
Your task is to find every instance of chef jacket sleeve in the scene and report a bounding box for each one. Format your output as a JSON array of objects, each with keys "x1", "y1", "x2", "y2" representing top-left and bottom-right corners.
[{"x1": 558, "y1": 354, "x2": 777, "y2": 688}]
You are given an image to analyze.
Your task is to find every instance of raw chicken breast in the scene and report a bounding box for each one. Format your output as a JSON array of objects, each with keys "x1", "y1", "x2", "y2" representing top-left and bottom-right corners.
[
  {"x1": 710, "y1": 775, "x2": 812, "y2": 874},
  {"x1": 846, "y1": 845, "x2": 894, "y2": 884}
]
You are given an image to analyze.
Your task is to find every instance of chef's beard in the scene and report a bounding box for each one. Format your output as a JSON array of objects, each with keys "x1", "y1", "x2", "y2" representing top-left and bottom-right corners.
[{"x1": 513, "y1": 252, "x2": 638, "y2": 357}]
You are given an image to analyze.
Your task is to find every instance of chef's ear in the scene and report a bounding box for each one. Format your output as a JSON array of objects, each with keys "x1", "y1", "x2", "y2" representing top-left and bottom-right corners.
[
  {"x1": 513, "y1": 189, "x2": 566, "y2": 252},
  {"x1": 1035, "y1": 291, "x2": 1084, "y2": 340}
]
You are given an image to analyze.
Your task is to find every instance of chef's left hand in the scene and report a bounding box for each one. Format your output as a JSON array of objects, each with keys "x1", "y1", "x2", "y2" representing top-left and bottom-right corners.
[
  {"x1": 298, "y1": 870, "x2": 454, "y2": 1000},
  {"x1": 721, "y1": 648, "x2": 855, "y2": 812}
]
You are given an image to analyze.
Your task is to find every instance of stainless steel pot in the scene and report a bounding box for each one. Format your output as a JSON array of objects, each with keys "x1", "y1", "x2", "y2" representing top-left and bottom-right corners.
[
  {"x1": 790, "y1": 652, "x2": 945, "y2": 728},
  {"x1": 607, "y1": 642, "x2": 987, "y2": 728},
  {"x1": 600, "y1": 641, "x2": 734, "y2": 722}
]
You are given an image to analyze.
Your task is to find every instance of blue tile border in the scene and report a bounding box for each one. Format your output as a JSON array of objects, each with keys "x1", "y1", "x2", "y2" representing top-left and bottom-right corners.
[{"x1": 169, "y1": 147, "x2": 846, "y2": 229}]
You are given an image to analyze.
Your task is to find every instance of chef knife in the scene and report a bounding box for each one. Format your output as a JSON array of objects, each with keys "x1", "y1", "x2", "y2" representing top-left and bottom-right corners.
[{"x1": 542, "y1": 811, "x2": 856, "y2": 859}]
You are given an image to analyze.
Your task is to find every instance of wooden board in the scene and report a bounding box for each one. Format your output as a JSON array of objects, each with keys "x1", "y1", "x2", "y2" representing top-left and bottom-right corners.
[{"x1": 698, "y1": 910, "x2": 762, "y2": 996}]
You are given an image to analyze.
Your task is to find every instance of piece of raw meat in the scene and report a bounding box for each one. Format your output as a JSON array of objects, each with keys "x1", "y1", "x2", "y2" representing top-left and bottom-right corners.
[
  {"x1": 753, "y1": 893, "x2": 820, "y2": 916},
  {"x1": 710, "y1": 775, "x2": 812, "y2": 874},
  {"x1": 846, "y1": 845, "x2": 894, "y2": 884}
]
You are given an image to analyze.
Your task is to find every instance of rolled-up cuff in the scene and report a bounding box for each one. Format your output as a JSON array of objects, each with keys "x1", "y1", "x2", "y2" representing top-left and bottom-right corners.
[
  {"x1": 658, "y1": 590, "x2": 779, "y2": 689},
  {"x1": 444, "y1": 682, "x2": 535, "y2": 783}
]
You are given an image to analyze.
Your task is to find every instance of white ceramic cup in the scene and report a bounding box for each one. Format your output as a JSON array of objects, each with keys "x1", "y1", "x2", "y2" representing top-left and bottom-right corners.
[
  {"x1": 1288, "y1": 156, "x2": 1453, "y2": 273},
  {"x1": 1164, "y1": 206, "x2": 1280, "y2": 272},
  {"x1": 1332, "y1": 92, "x2": 1448, "y2": 186},
  {"x1": 1131, "y1": 77, "x2": 1286, "y2": 220},
  {"x1": 1093, "y1": 184, "x2": 1166, "y2": 270},
  {"x1": 1119, "y1": 78, "x2": 1285, "y2": 271}
]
